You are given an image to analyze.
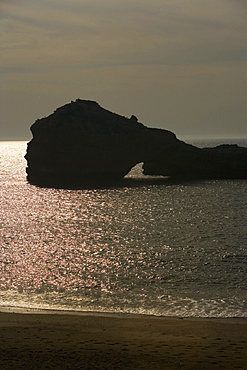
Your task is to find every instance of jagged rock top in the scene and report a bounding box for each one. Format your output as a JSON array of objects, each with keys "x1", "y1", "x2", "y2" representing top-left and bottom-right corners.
[
  {"x1": 31, "y1": 99, "x2": 177, "y2": 139},
  {"x1": 31, "y1": 99, "x2": 142, "y2": 136}
]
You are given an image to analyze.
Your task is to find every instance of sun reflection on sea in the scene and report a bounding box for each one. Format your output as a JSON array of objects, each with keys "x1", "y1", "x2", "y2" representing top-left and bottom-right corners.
[{"x1": 0, "y1": 141, "x2": 247, "y2": 317}]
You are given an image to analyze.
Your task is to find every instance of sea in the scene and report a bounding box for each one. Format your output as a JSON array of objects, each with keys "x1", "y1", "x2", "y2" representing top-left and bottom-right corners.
[{"x1": 0, "y1": 138, "x2": 247, "y2": 318}]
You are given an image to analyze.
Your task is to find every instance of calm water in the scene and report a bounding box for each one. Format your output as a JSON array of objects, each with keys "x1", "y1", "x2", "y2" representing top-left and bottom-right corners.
[{"x1": 0, "y1": 139, "x2": 247, "y2": 317}]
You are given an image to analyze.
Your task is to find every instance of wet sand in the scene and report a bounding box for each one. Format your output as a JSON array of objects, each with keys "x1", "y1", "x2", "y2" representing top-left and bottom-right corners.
[{"x1": 0, "y1": 310, "x2": 246, "y2": 369}]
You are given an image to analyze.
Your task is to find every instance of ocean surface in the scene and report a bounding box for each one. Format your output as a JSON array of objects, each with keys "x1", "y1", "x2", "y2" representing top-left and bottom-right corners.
[{"x1": 0, "y1": 138, "x2": 247, "y2": 318}]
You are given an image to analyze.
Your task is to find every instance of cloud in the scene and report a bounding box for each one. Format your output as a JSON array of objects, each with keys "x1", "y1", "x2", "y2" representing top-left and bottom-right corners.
[
  {"x1": 1, "y1": 0, "x2": 246, "y2": 138},
  {"x1": 1, "y1": 0, "x2": 246, "y2": 72}
]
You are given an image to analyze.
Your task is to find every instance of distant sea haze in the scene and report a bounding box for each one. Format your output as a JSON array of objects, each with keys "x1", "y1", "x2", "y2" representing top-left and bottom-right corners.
[{"x1": 0, "y1": 138, "x2": 246, "y2": 317}]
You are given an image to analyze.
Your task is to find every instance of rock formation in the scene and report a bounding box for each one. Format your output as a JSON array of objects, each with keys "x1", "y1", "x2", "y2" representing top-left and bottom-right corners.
[{"x1": 25, "y1": 99, "x2": 247, "y2": 185}]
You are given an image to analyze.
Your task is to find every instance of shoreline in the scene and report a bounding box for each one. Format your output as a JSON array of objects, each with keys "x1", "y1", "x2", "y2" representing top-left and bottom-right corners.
[
  {"x1": 1, "y1": 304, "x2": 247, "y2": 322},
  {"x1": 0, "y1": 309, "x2": 247, "y2": 369}
]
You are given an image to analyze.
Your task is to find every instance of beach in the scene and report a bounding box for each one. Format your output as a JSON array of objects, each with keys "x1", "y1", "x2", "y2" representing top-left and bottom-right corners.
[{"x1": 0, "y1": 310, "x2": 246, "y2": 369}]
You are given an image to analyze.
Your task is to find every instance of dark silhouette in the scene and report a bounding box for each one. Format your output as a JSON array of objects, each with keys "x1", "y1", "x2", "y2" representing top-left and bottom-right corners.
[{"x1": 25, "y1": 99, "x2": 247, "y2": 187}]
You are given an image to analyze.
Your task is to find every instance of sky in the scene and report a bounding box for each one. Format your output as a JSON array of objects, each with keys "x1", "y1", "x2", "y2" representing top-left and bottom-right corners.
[{"x1": 1, "y1": 0, "x2": 247, "y2": 140}]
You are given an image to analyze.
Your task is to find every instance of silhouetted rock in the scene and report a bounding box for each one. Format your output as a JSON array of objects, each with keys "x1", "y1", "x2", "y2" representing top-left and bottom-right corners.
[
  {"x1": 143, "y1": 143, "x2": 247, "y2": 179},
  {"x1": 25, "y1": 99, "x2": 247, "y2": 186}
]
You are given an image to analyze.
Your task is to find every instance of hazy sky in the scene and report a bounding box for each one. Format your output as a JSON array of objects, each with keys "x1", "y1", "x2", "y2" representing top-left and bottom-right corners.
[{"x1": 1, "y1": 0, "x2": 247, "y2": 140}]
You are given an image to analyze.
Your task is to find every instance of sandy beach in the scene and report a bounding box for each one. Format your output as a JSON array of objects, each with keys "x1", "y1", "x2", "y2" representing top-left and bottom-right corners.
[{"x1": 0, "y1": 310, "x2": 246, "y2": 369}]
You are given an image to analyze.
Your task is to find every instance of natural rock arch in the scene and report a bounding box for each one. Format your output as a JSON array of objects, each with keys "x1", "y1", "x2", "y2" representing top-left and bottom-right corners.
[{"x1": 25, "y1": 99, "x2": 247, "y2": 186}]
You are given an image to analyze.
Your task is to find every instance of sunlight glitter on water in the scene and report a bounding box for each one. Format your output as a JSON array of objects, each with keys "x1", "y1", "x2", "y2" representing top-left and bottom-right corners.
[{"x1": 0, "y1": 141, "x2": 247, "y2": 317}]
